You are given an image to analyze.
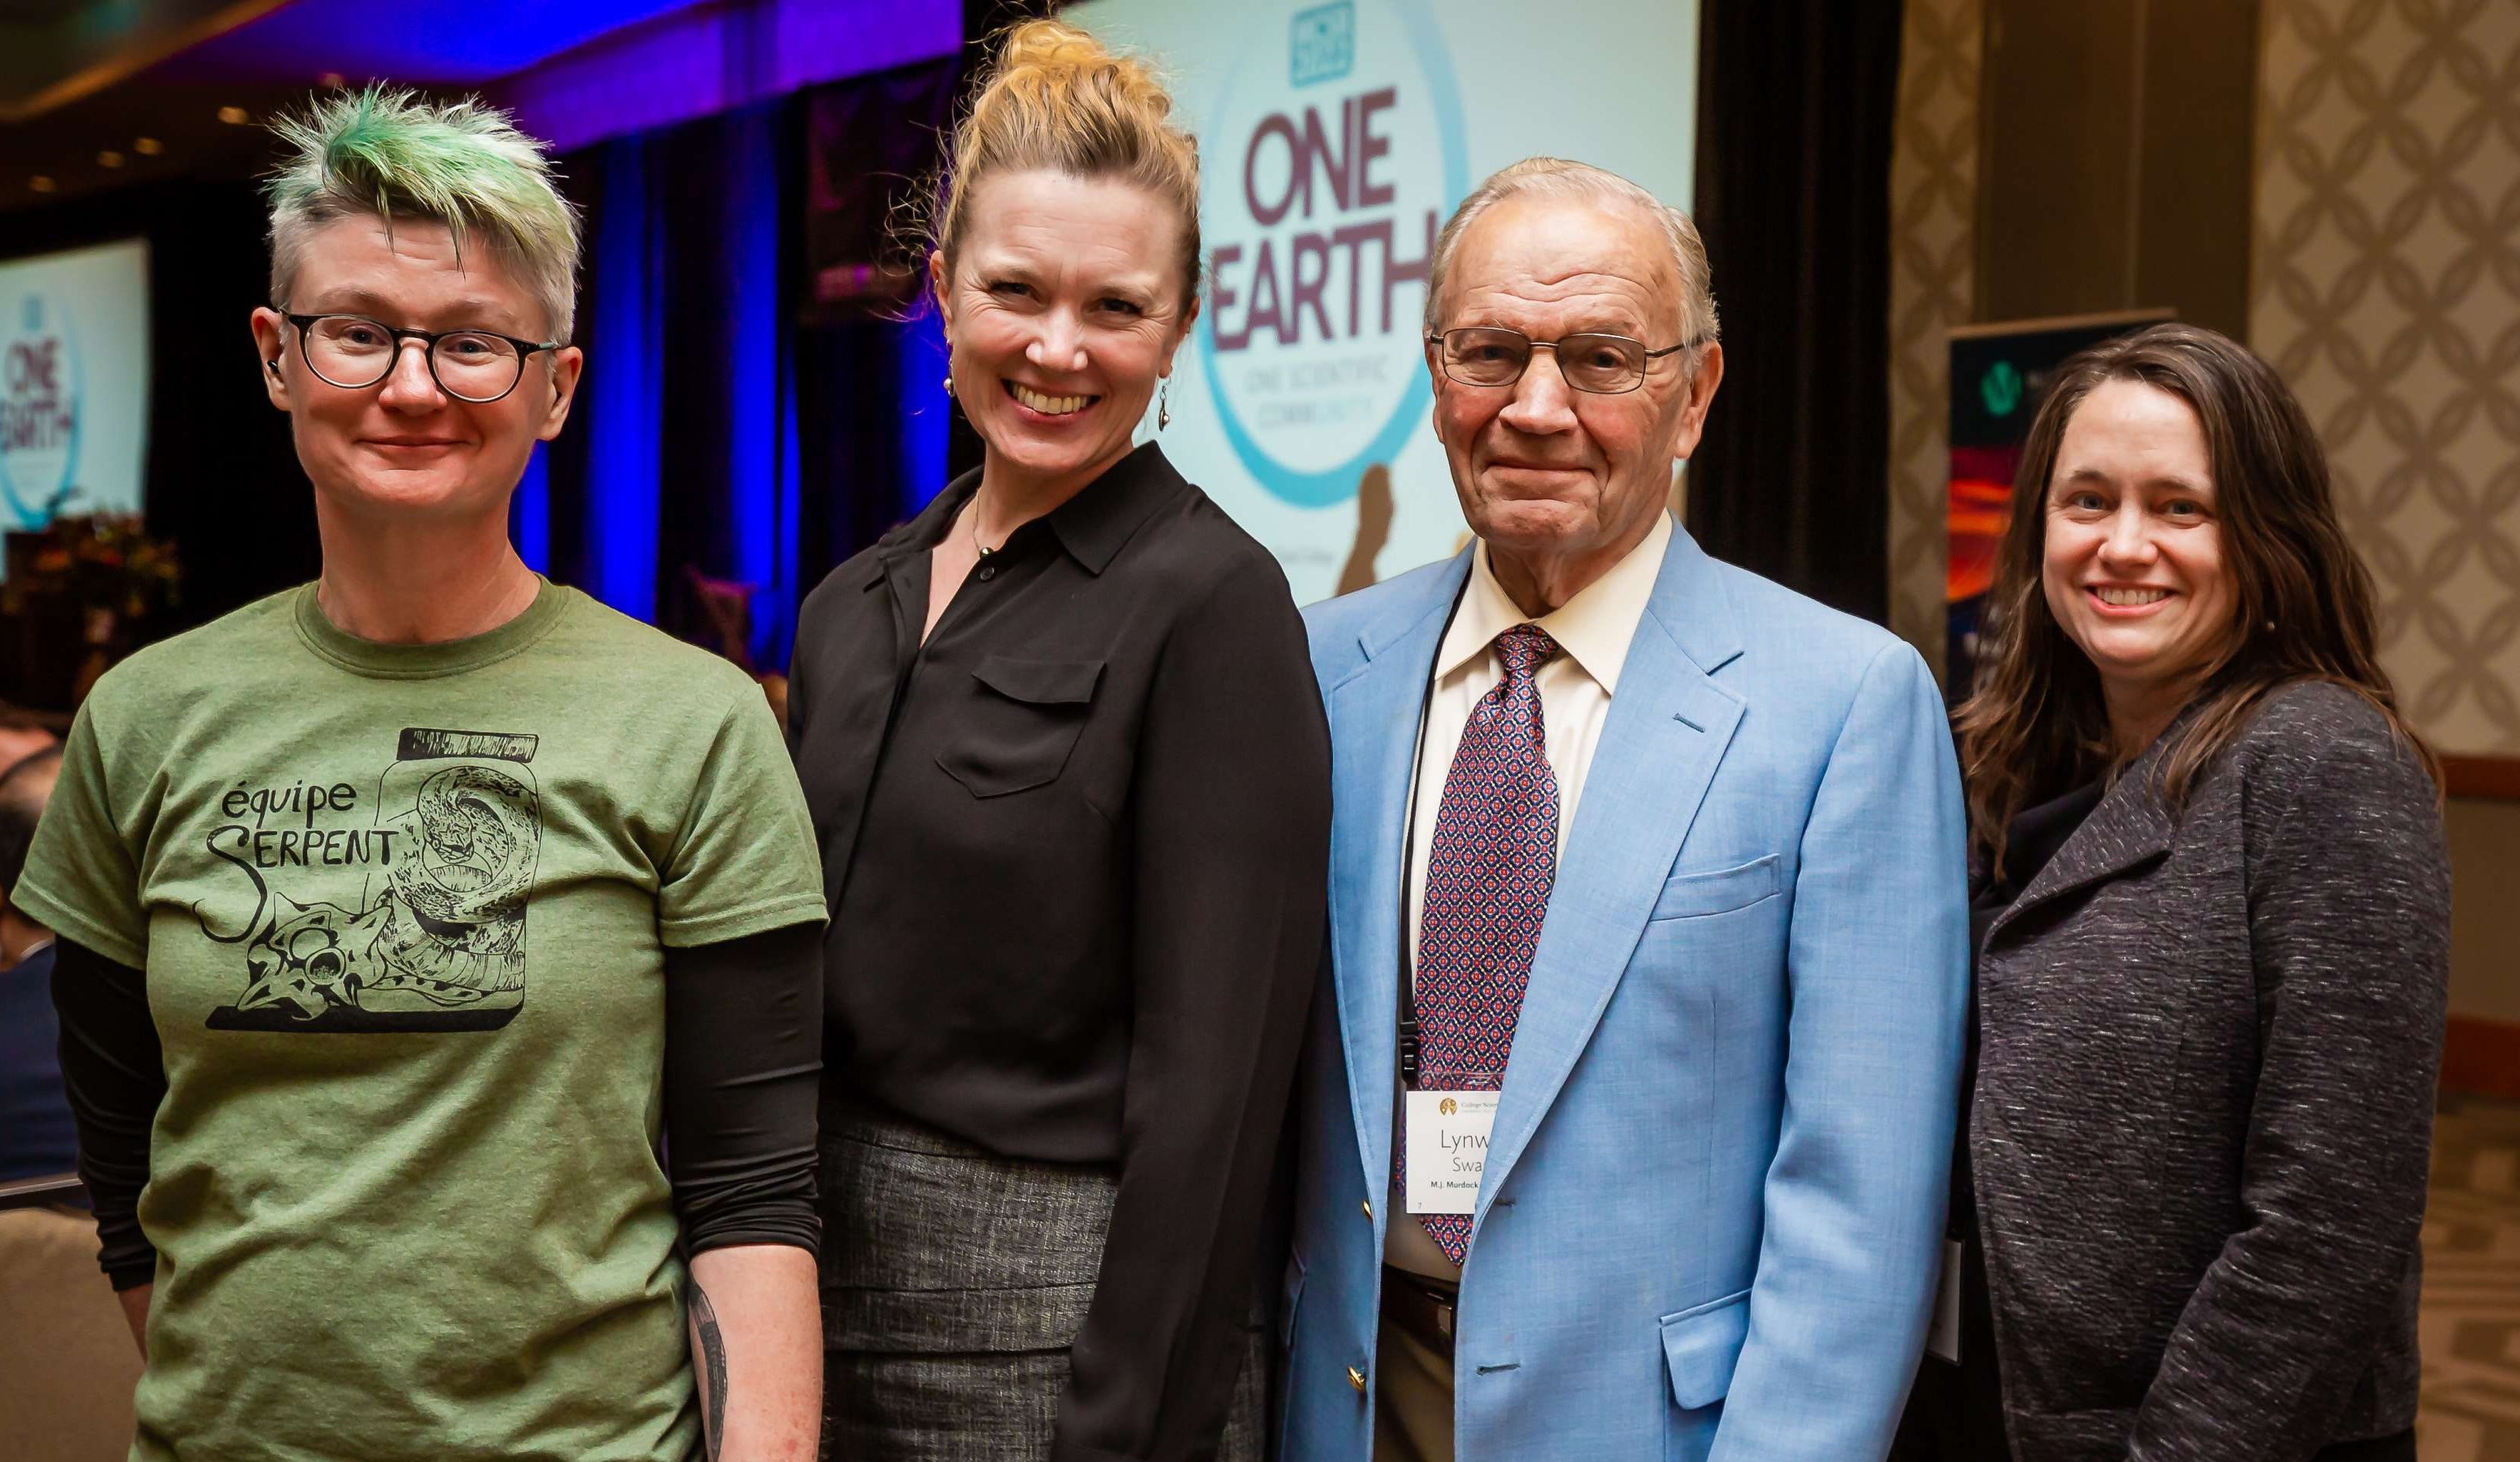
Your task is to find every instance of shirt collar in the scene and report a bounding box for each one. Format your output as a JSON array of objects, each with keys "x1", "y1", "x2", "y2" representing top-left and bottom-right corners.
[
  {"x1": 889, "y1": 441, "x2": 1188, "y2": 576},
  {"x1": 1436, "y1": 510, "x2": 1672, "y2": 695},
  {"x1": 1044, "y1": 441, "x2": 1188, "y2": 573}
]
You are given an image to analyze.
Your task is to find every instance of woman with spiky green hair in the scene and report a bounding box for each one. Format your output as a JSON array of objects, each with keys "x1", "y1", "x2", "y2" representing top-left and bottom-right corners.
[{"x1": 26, "y1": 86, "x2": 828, "y2": 1462}]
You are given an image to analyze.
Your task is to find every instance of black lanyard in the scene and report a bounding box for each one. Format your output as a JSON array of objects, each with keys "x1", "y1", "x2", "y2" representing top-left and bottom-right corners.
[{"x1": 1395, "y1": 575, "x2": 1473, "y2": 1091}]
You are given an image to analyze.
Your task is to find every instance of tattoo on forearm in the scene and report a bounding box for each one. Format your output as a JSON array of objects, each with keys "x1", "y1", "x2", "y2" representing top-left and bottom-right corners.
[{"x1": 691, "y1": 1283, "x2": 729, "y2": 1462}]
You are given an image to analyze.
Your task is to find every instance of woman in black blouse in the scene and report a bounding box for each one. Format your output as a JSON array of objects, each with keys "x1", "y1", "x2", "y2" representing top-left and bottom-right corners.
[
  {"x1": 1894, "y1": 324, "x2": 2447, "y2": 1460},
  {"x1": 788, "y1": 20, "x2": 1330, "y2": 1462}
]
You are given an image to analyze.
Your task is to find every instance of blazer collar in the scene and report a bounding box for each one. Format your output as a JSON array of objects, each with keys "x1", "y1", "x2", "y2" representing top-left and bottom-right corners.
[
  {"x1": 1339, "y1": 512, "x2": 1737, "y2": 673},
  {"x1": 1643, "y1": 521, "x2": 1746, "y2": 678},
  {"x1": 1348, "y1": 550, "x2": 1474, "y2": 670},
  {"x1": 1986, "y1": 719, "x2": 2190, "y2": 945}
]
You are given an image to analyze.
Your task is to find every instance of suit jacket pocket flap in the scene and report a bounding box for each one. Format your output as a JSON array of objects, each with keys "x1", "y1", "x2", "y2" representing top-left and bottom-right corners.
[
  {"x1": 1649, "y1": 855, "x2": 1781, "y2": 921},
  {"x1": 973, "y1": 655, "x2": 1103, "y2": 705},
  {"x1": 1660, "y1": 1287, "x2": 1751, "y2": 1410}
]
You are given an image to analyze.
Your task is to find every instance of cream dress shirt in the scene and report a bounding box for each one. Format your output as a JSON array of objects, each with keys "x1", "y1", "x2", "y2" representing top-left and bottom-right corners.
[{"x1": 1386, "y1": 511, "x2": 1672, "y2": 1279}]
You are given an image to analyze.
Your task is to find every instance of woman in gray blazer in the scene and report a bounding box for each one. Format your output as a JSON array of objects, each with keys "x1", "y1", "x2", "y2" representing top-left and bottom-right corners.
[{"x1": 1895, "y1": 324, "x2": 2448, "y2": 1462}]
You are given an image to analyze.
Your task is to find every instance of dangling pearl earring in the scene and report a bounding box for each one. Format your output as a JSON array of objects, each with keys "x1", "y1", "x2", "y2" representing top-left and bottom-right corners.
[
  {"x1": 942, "y1": 374, "x2": 954, "y2": 397},
  {"x1": 1158, "y1": 378, "x2": 1171, "y2": 431}
]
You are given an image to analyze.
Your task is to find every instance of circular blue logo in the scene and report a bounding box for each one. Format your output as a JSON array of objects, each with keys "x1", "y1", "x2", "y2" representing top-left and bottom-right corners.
[{"x1": 1196, "y1": 0, "x2": 1469, "y2": 508}]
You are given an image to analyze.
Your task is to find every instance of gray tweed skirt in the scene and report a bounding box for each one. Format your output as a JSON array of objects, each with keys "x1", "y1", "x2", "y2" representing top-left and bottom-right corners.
[{"x1": 816, "y1": 1097, "x2": 1265, "y2": 1461}]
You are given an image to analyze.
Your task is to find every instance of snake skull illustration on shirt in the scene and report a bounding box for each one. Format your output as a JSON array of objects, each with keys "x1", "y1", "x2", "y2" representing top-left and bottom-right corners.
[{"x1": 203, "y1": 729, "x2": 541, "y2": 1032}]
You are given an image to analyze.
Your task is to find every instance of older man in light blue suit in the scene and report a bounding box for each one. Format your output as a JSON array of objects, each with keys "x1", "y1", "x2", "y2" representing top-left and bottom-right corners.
[{"x1": 1278, "y1": 157, "x2": 1967, "y2": 1462}]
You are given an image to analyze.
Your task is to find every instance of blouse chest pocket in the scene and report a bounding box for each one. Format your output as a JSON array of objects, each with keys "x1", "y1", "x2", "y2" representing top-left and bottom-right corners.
[{"x1": 935, "y1": 655, "x2": 1104, "y2": 798}]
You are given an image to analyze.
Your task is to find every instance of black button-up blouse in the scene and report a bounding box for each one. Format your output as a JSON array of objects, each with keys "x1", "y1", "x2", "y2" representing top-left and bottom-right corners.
[{"x1": 788, "y1": 441, "x2": 1332, "y2": 1460}]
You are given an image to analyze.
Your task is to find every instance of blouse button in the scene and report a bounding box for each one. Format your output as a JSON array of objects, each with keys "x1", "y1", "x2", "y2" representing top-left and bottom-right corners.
[{"x1": 977, "y1": 563, "x2": 997, "y2": 582}]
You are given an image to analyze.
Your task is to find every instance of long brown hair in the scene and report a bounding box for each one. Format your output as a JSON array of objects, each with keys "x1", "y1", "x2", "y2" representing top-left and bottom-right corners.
[{"x1": 1953, "y1": 323, "x2": 2435, "y2": 874}]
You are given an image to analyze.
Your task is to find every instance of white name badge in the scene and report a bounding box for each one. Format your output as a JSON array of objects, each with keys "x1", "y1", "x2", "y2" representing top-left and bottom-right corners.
[{"x1": 1405, "y1": 1090, "x2": 1500, "y2": 1215}]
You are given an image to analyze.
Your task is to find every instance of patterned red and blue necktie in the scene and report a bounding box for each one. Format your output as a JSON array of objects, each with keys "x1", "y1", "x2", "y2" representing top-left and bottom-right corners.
[{"x1": 1412, "y1": 622, "x2": 1560, "y2": 1263}]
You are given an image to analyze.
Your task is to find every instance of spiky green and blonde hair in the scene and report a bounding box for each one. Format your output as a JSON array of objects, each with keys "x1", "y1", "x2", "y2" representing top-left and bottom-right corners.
[{"x1": 266, "y1": 86, "x2": 581, "y2": 340}]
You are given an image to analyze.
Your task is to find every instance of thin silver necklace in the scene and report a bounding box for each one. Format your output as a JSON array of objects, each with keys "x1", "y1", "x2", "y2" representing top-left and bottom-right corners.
[{"x1": 968, "y1": 494, "x2": 1001, "y2": 558}]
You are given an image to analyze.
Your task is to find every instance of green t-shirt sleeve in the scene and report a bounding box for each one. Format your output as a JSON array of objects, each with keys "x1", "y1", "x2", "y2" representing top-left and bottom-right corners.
[
  {"x1": 18, "y1": 699, "x2": 149, "y2": 970},
  {"x1": 656, "y1": 684, "x2": 828, "y2": 948}
]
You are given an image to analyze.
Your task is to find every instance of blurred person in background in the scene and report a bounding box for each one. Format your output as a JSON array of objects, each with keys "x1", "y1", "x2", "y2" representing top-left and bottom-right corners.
[
  {"x1": 0, "y1": 704, "x2": 60, "y2": 770},
  {"x1": 0, "y1": 746, "x2": 74, "y2": 1185},
  {"x1": 23, "y1": 89, "x2": 825, "y2": 1462},
  {"x1": 1896, "y1": 324, "x2": 2448, "y2": 1462},
  {"x1": 787, "y1": 19, "x2": 1329, "y2": 1462}
]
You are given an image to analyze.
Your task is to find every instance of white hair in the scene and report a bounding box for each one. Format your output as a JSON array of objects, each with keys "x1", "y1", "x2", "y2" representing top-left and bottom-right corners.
[{"x1": 1423, "y1": 156, "x2": 1720, "y2": 354}]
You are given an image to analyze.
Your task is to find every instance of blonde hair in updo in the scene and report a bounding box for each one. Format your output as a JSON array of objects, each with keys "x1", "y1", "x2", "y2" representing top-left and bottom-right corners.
[{"x1": 932, "y1": 19, "x2": 1202, "y2": 309}]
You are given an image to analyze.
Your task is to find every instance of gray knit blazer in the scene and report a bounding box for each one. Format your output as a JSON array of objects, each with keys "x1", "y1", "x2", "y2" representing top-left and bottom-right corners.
[{"x1": 1971, "y1": 682, "x2": 2449, "y2": 1461}]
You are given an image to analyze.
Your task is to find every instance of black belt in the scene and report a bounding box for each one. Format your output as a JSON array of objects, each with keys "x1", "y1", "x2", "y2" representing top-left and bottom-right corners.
[{"x1": 1382, "y1": 1266, "x2": 1459, "y2": 1353}]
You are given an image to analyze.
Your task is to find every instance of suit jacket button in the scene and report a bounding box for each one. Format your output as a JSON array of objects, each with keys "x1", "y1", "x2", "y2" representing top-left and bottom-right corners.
[
  {"x1": 1361, "y1": 1199, "x2": 1373, "y2": 1221},
  {"x1": 1348, "y1": 1365, "x2": 1368, "y2": 1392}
]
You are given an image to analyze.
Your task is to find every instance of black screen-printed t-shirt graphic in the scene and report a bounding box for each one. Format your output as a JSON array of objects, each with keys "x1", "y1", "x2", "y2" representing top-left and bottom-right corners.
[
  {"x1": 201, "y1": 726, "x2": 545, "y2": 1031},
  {"x1": 16, "y1": 580, "x2": 827, "y2": 1462}
]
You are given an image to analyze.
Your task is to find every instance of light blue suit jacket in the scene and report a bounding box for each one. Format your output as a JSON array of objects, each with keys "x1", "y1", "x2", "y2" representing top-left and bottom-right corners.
[{"x1": 1279, "y1": 525, "x2": 1967, "y2": 1460}]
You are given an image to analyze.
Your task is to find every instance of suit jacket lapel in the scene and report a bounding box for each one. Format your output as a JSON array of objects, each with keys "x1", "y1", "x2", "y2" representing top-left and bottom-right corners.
[
  {"x1": 1478, "y1": 529, "x2": 1746, "y2": 1223},
  {"x1": 1326, "y1": 552, "x2": 1472, "y2": 1202},
  {"x1": 1985, "y1": 754, "x2": 2176, "y2": 947}
]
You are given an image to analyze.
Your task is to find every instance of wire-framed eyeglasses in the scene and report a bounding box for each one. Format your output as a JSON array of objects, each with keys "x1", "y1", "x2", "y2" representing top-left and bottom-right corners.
[
  {"x1": 282, "y1": 313, "x2": 561, "y2": 404},
  {"x1": 1426, "y1": 326, "x2": 1698, "y2": 394}
]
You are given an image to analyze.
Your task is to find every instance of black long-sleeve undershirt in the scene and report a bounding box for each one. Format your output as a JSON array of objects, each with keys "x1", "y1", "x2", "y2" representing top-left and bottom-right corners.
[
  {"x1": 661, "y1": 921, "x2": 824, "y2": 1256},
  {"x1": 51, "y1": 924, "x2": 823, "y2": 1289},
  {"x1": 50, "y1": 938, "x2": 158, "y2": 1290}
]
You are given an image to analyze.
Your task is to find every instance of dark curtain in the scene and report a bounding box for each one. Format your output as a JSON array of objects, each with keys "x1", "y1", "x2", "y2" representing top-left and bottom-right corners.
[
  {"x1": 1687, "y1": 0, "x2": 1902, "y2": 624},
  {"x1": 561, "y1": 21, "x2": 1016, "y2": 656},
  {"x1": 139, "y1": 185, "x2": 318, "y2": 622},
  {"x1": 799, "y1": 57, "x2": 967, "y2": 572},
  {"x1": 538, "y1": 58, "x2": 964, "y2": 672},
  {"x1": 792, "y1": 317, "x2": 938, "y2": 587}
]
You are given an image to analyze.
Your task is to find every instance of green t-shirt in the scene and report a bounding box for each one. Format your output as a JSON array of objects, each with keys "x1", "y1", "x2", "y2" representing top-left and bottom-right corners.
[{"x1": 18, "y1": 580, "x2": 827, "y2": 1462}]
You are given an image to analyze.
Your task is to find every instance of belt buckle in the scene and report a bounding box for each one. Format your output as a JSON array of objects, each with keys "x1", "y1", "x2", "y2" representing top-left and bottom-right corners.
[{"x1": 1435, "y1": 1297, "x2": 1454, "y2": 1340}]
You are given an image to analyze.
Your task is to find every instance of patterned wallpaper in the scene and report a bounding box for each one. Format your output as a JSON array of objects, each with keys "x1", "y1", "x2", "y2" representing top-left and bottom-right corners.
[
  {"x1": 2254, "y1": 0, "x2": 2520, "y2": 755},
  {"x1": 1885, "y1": 0, "x2": 1984, "y2": 684}
]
